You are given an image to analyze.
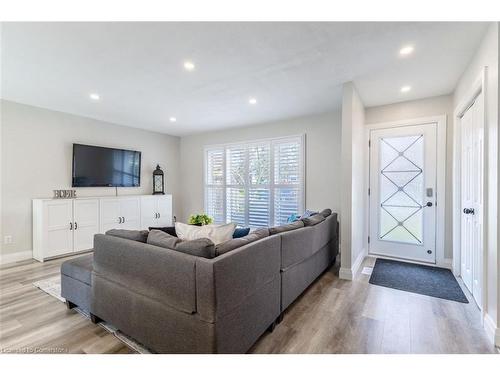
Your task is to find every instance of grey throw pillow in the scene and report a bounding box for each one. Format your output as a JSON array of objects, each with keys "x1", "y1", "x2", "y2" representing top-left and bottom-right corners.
[
  {"x1": 302, "y1": 214, "x2": 326, "y2": 226},
  {"x1": 105, "y1": 229, "x2": 149, "y2": 243},
  {"x1": 269, "y1": 220, "x2": 305, "y2": 235},
  {"x1": 215, "y1": 228, "x2": 270, "y2": 256},
  {"x1": 147, "y1": 229, "x2": 216, "y2": 259},
  {"x1": 319, "y1": 208, "x2": 332, "y2": 218}
]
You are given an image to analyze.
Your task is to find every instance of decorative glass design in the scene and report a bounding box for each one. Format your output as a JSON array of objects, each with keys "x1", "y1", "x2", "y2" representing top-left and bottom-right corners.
[{"x1": 379, "y1": 135, "x2": 424, "y2": 244}]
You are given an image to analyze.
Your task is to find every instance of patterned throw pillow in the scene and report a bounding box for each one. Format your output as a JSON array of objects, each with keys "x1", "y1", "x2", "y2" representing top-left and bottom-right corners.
[{"x1": 175, "y1": 222, "x2": 236, "y2": 245}]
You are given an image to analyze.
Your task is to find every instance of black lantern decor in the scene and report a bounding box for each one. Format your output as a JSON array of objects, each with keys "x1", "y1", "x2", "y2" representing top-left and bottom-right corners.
[{"x1": 152, "y1": 165, "x2": 165, "y2": 195}]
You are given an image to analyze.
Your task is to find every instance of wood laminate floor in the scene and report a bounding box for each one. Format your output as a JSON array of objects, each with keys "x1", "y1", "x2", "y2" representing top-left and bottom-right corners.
[{"x1": 0, "y1": 255, "x2": 496, "y2": 354}]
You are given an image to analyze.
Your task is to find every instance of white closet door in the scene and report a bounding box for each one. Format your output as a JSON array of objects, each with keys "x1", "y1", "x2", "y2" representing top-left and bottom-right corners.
[
  {"x1": 73, "y1": 199, "x2": 99, "y2": 252},
  {"x1": 156, "y1": 195, "x2": 173, "y2": 226},
  {"x1": 43, "y1": 200, "x2": 73, "y2": 257},
  {"x1": 460, "y1": 92, "x2": 484, "y2": 307}
]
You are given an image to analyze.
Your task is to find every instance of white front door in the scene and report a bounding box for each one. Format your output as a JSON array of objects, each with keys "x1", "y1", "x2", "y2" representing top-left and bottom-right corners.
[
  {"x1": 369, "y1": 123, "x2": 437, "y2": 263},
  {"x1": 460, "y1": 92, "x2": 484, "y2": 307}
]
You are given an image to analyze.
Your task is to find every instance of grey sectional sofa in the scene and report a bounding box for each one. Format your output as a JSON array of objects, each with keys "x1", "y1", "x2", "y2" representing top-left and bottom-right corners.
[{"x1": 62, "y1": 210, "x2": 338, "y2": 353}]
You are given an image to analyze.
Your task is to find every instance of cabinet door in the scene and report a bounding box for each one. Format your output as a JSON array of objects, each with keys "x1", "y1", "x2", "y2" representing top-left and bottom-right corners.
[
  {"x1": 140, "y1": 196, "x2": 158, "y2": 230},
  {"x1": 100, "y1": 199, "x2": 122, "y2": 232},
  {"x1": 157, "y1": 195, "x2": 173, "y2": 226},
  {"x1": 120, "y1": 197, "x2": 141, "y2": 230},
  {"x1": 73, "y1": 199, "x2": 99, "y2": 252},
  {"x1": 43, "y1": 200, "x2": 73, "y2": 257}
]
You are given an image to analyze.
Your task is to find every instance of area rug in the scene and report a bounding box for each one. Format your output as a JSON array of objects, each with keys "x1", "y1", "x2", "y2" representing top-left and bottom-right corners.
[
  {"x1": 368, "y1": 258, "x2": 469, "y2": 303},
  {"x1": 33, "y1": 276, "x2": 152, "y2": 353}
]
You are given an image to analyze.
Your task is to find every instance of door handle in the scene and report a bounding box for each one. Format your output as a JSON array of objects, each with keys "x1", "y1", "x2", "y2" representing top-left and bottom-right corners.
[
  {"x1": 155, "y1": 213, "x2": 158, "y2": 219},
  {"x1": 70, "y1": 222, "x2": 73, "y2": 230},
  {"x1": 74, "y1": 222, "x2": 78, "y2": 230},
  {"x1": 463, "y1": 208, "x2": 475, "y2": 215},
  {"x1": 118, "y1": 217, "x2": 122, "y2": 224},
  {"x1": 158, "y1": 212, "x2": 161, "y2": 219},
  {"x1": 122, "y1": 216, "x2": 125, "y2": 223},
  {"x1": 425, "y1": 202, "x2": 433, "y2": 207}
]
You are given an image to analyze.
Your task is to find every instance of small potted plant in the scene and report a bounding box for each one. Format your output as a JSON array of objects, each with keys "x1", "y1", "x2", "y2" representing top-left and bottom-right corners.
[{"x1": 188, "y1": 213, "x2": 213, "y2": 226}]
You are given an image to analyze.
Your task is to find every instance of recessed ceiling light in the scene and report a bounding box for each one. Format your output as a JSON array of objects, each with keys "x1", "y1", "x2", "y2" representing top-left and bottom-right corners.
[
  {"x1": 169, "y1": 117, "x2": 177, "y2": 123},
  {"x1": 400, "y1": 85, "x2": 411, "y2": 93},
  {"x1": 89, "y1": 93, "x2": 100, "y2": 101},
  {"x1": 248, "y1": 98, "x2": 257, "y2": 105},
  {"x1": 183, "y1": 61, "x2": 195, "y2": 71},
  {"x1": 399, "y1": 45, "x2": 414, "y2": 56}
]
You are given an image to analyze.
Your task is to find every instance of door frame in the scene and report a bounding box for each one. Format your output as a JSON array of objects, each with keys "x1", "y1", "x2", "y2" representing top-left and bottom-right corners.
[
  {"x1": 366, "y1": 115, "x2": 447, "y2": 268},
  {"x1": 452, "y1": 68, "x2": 487, "y2": 311}
]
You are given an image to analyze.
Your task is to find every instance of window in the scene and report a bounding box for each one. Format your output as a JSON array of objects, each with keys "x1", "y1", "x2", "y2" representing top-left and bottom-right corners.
[{"x1": 205, "y1": 135, "x2": 305, "y2": 227}]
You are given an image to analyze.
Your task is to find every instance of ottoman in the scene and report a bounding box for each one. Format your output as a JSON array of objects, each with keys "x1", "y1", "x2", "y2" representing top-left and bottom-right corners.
[{"x1": 61, "y1": 254, "x2": 93, "y2": 313}]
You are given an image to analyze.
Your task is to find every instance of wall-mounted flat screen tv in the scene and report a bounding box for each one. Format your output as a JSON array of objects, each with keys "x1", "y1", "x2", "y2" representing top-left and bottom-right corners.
[{"x1": 72, "y1": 144, "x2": 141, "y2": 187}]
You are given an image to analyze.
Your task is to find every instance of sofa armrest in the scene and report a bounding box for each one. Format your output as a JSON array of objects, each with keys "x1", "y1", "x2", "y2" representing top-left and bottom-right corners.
[
  {"x1": 196, "y1": 235, "x2": 281, "y2": 323},
  {"x1": 93, "y1": 234, "x2": 197, "y2": 314}
]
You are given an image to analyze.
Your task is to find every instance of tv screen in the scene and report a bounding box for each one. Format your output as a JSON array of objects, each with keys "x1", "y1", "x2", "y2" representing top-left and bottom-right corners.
[{"x1": 72, "y1": 144, "x2": 141, "y2": 187}]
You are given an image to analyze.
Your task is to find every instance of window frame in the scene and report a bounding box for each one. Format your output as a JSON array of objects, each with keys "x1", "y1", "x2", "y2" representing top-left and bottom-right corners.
[{"x1": 204, "y1": 134, "x2": 306, "y2": 227}]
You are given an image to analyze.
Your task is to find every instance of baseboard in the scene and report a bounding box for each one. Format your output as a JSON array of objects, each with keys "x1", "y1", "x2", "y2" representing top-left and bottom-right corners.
[
  {"x1": 339, "y1": 250, "x2": 365, "y2": 281},
  {"x1": 0, "y1": 250, "x2": 33, "y2": 265},
  {"x1": 339, "y1": 267, "x2": 353, "y2": 280},
  {"x1": 484, "y1": 313, "x2": 500, "y2": 347},
  {"x1": 438, "y1": 258, "x2": 453, "y2": 270}
]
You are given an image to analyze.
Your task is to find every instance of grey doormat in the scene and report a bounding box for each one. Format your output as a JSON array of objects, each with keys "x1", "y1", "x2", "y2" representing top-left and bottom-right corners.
[{"x1": 369, "y1": 258, "x2": 469, "y2": 303}]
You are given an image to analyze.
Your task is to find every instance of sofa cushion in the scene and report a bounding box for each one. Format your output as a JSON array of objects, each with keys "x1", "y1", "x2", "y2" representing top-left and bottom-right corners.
[
  {"x1": 302, "y1": 214, "x2": 325, "y2": 226},
  {"x1": 147, "y1": 229, "x2": 216, "y2": 259},
  {"x1": 319, "y1": 208, "x2": 332, "y2": 218},
  {"x1": 61, "y1": 254, "x2": 94, "y2": 285},
  {"x1": 233, "y1": 227, "x2": 251, "y2": 238},
  {"x1": 105, "y1": 229, "x2": 149, "y2": 243},
  {"x1": 148, "y1": 226, "x2": 177, "y2": 237},
  {"x1": 215, "y1": 228, "x2": 270, "y2": 256},
  {"x1": 175, "y1": 222, "x2": 236, "y2": 245},
  {"x1": 269, "y1": 220, "x2": 304, "y2": 235}
]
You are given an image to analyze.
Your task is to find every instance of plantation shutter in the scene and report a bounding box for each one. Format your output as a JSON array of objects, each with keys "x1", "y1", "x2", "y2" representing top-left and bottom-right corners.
[
  {"x1": 205, "y1": 135, "x2": 304, "y2": 228},
  {"x1": 248, "y1": 143, "x2": 271, "y2": 227},
  {"x1": 273, "y1": 138, "x2": 302, "y2": 225},
  {"x1": 226, "y1": 146, "x2": 246, "y2": 226},
  {"x1": 205, "y1": 148, "x2": 225, "y2": 224}
]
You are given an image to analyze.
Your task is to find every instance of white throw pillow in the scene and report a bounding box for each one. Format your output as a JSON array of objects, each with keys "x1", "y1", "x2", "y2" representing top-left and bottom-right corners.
[{"x1": 175, "y1": 222, "x2": 236, "y2": 245}]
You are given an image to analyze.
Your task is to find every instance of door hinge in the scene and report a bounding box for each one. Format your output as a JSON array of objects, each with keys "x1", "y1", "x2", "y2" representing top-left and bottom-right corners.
[
  {"x1": 368, "y1": 236, "x2": 370, "y2": 244},
  {"x1": 368, "y1": 140, "x2": 371, "y2": 147},
  {"x1": 368, "y1": 188, "x2": 371, "y2": 196}
]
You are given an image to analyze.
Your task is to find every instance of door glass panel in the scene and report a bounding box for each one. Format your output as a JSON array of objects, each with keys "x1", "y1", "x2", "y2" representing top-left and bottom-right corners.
[{"x1": 379, "y1": 135, "x2": 424, "y2": 244}]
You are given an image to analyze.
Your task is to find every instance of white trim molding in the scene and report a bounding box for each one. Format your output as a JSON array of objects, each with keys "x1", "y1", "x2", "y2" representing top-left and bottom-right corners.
[
  {"x1": 0, "y1": 250, "x2": 33, "y2": 265},
  {"x1": 365, "y1": 115, "x2": 447, "y2": 267},
  {"x1": 484, "y1": 313, "x2": 500, "y2": 347},
  {"x1": 339, "y1": 250, "x2": 365, "y2": 280}
]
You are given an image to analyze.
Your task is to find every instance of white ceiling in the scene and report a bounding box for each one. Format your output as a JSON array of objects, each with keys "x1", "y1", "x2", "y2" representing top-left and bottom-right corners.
[{"x1": 1, "y1": 22, "x2": 488, "y2": 136}]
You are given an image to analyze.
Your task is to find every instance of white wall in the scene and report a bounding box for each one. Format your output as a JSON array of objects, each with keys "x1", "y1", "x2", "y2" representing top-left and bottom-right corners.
[
  {"x1": 453, "y1": 23, "x2": 499, "y2": 345},
  {"x1": 365, "y1": 94, "x2": 454, "y2": 260},
  {"x1": 340, "y1": 82, "x2": 366, "y2": 280},
  {"x1": 1, "y1": 100, "x2": 181, "y2": 262},
  {"x1": 179, "y1": 111, "x2": 341, "y2": 222}
]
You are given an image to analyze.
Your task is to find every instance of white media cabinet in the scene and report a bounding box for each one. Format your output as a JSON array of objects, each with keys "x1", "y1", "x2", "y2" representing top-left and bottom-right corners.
[{"x1": 32, "y1": 194, "x2": 172, "y2": 262}]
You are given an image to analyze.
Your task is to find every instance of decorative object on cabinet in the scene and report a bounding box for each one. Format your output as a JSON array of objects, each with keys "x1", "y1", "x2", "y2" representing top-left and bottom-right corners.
[
  {"x1": 152, "y1": 164, "x2": 165, "y2": 195},
  {"x1": 53, "y1": 189, "x2": 77, "y2": 199}
]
